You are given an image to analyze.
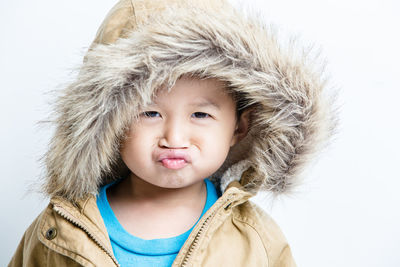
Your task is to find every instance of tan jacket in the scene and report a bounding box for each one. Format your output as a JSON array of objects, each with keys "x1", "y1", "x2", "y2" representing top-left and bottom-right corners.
[
  {"x1": 10, "y1": 0, "x2": 335, "y2": 266},
  {"x1": 9, "y1": 181, "x2": 295, "y2": 267}
]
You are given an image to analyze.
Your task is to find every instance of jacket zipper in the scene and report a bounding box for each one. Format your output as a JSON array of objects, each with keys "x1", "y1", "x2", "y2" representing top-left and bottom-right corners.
[
  {"x1": 53, "y1": 205, "x2": 120, "y2": 267},
  {"x1": 180, "y1": 194, "x2": 236, "y2": 267}
]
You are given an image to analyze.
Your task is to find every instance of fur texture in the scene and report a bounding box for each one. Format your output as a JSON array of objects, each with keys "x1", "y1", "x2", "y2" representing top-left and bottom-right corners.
[{"x1": 41, "y1": 0, "x2": 337, "y2": 201}]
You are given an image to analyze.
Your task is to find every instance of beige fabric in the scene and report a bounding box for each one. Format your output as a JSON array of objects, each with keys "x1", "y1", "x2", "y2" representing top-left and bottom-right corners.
[
  {"x1": 91, "y1": 0, "x2": 227, "y2": 47},
  {"x1": 9, "y1": 181, "x2": 296, "y2": 267},
  {"x1": 10, "y1": 0, "x2": 336, "y2": 265}
]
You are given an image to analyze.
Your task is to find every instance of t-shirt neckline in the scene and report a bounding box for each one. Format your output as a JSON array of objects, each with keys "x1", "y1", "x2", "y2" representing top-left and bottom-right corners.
[{"x1": 97, "y1": 178, "x2": 215, "y2": 256}]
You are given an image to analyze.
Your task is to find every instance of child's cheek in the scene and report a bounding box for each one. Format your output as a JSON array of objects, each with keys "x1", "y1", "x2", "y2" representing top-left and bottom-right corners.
[
  {"x1": 202, "y1": 130, "x2": 231, "y2": 163},
  {"x1": 120, "y1": 126, "x2": 151, "y2": 166}
]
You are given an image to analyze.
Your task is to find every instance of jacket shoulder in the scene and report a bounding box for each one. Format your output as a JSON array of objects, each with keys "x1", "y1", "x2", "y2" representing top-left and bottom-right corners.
[
  {"x1": 232, "y1": 201, "x2": 297, "y2": 267},
  {"x1": 8, "y1": 203, "x2": 86, "y2": 267},
  {"x1": 9, "y1": 204, "x2": 49, "y2": 266}
]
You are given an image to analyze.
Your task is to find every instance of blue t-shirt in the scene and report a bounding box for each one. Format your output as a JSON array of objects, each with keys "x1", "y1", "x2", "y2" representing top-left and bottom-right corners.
[{"x1": 97, "y1": 179, "x2": 218, "y2": 267}]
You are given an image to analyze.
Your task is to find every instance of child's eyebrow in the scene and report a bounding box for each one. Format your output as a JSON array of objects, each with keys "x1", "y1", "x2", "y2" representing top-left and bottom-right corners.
[
  {"x1": 190, "y1": 99, "x2": 220, "y2": 110},
  {"x1": 149, "y1": 98, "x2": 221, "y2": 110}
]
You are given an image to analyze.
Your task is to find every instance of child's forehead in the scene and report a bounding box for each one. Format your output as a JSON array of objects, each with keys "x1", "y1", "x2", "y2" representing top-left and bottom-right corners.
[
  {"x1": 149, "y1": 76, "x2": 234, "y2": 105},
  {"x1": 149, "y1": 95, "x2": 222, "y2": 110}
]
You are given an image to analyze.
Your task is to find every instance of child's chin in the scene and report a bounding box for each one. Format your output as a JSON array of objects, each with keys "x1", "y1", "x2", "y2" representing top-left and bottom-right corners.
[{"x1": 153, "y1": 177, "x2": 204, "y2": 190}]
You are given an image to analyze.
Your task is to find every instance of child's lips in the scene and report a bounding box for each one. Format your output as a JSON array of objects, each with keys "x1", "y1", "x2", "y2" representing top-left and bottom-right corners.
[
  {"x1": 156, "y1": 150, "x2": 191, "y2": 170},
  {"x1": 160, "y1": 158, "x2": 187, "y2": 169}
]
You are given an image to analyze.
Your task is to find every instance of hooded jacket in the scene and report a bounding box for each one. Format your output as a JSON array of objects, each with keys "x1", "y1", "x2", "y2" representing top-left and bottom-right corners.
[{"x1": 9, "y1": 0, "x2": 336, "y2": 266}]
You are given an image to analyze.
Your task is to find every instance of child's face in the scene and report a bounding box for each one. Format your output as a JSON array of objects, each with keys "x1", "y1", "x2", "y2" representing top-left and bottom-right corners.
[{"x1": 120, "y1": 76, "x2": 240, "y2": 189}]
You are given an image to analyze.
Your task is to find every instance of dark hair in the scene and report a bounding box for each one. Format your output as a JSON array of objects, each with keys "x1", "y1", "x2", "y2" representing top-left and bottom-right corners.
[
  {"x1": 236, "y1": 94, "x2": 250, "y2": 119},
  {"x1": 225, "y1": 87, "x2": 250, "y2": 120}
]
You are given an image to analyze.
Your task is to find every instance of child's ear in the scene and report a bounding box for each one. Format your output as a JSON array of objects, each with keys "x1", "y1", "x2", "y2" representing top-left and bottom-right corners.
[{"x1": 230, "y1": 108, "x2": 253, "y2": 147}]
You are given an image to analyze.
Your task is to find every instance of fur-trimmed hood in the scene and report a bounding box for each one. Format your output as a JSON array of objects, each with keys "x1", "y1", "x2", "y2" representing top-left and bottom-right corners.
[{"x1": 42, "y1": 0, "x2": 336, "y2": 201}]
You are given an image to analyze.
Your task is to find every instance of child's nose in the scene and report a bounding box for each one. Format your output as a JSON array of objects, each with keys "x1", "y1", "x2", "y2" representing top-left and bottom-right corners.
[{"x1": 158, "y1": 119, "x2": 190, "y2": 149}]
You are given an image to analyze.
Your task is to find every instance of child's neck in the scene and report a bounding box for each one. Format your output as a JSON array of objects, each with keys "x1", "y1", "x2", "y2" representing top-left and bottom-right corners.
[
  {"x1": 127, "y1": 174, "x2": 205, "y2": 206},
  {"x1": 107, "y1": 174, "x2": 207, "y2": 239}
]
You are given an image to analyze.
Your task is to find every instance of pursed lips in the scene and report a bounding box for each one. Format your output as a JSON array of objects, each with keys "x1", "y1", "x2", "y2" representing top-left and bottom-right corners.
[
  {"x1": 157, "y1": 150, "x2": 191, "y2": 162},
  {"x1": 156, "y1": 150, "x2": 191, "y2": 169}
]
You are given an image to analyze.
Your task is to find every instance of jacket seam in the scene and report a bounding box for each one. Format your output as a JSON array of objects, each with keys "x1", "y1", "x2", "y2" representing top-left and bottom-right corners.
[
  {"x1": 80, "y1": 195, "x2": 92, "y2": 214},
  {"x1": 277, "y1": 244, "x2": 290, "y2": 263},
  {"x1": 232, "y1": 212, "x2": 270, "y2": 266}
]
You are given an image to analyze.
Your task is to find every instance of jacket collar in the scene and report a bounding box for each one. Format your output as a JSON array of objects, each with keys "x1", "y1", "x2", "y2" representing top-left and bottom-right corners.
[
  {"x1": 50, "y1": 179, "x2": 254, "y2": 220},
  {"x1": 47, "y1": 180, "x2": 253, "y2": 266}
]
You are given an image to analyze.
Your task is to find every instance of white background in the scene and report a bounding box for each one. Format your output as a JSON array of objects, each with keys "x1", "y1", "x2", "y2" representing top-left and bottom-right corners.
[{"x1": 1, "y1": 0, "x2": 399, "y2": 266}]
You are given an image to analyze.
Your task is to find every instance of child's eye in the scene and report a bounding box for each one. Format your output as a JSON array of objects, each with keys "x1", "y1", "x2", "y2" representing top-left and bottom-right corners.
[
  {"x1": 192, "y1": 112, "x2": 210, "y2": 119},
  {"x1": 141, "y1": 111, "x2": 161, "y2": 118}
]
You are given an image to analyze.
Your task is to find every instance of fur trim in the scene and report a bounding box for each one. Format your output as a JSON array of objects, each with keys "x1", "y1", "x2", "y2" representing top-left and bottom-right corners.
[
  {"x1": 217, "y1": 160, "x2": 252, "y2": 193},
  {"x1": 41, "y1": 0, "x2": 337, "y2": 200}
]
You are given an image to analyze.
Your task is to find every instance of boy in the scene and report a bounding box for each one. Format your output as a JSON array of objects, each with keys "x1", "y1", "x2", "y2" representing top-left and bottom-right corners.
[{"x1": 9, "y1": 0, "x2": 335, "y2": 266}]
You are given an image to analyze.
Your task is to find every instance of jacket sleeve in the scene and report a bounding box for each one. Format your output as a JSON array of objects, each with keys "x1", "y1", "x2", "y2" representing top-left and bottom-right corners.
[
  {"x1": 8, "y1": 208, "x2": 49, "y2": 267},
  {"x1": 250, "y1": 202, "x2": 297, "y2": 267},
  {"x1": 275, "y1": 244, "x2": 296, "y2": 267}
]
